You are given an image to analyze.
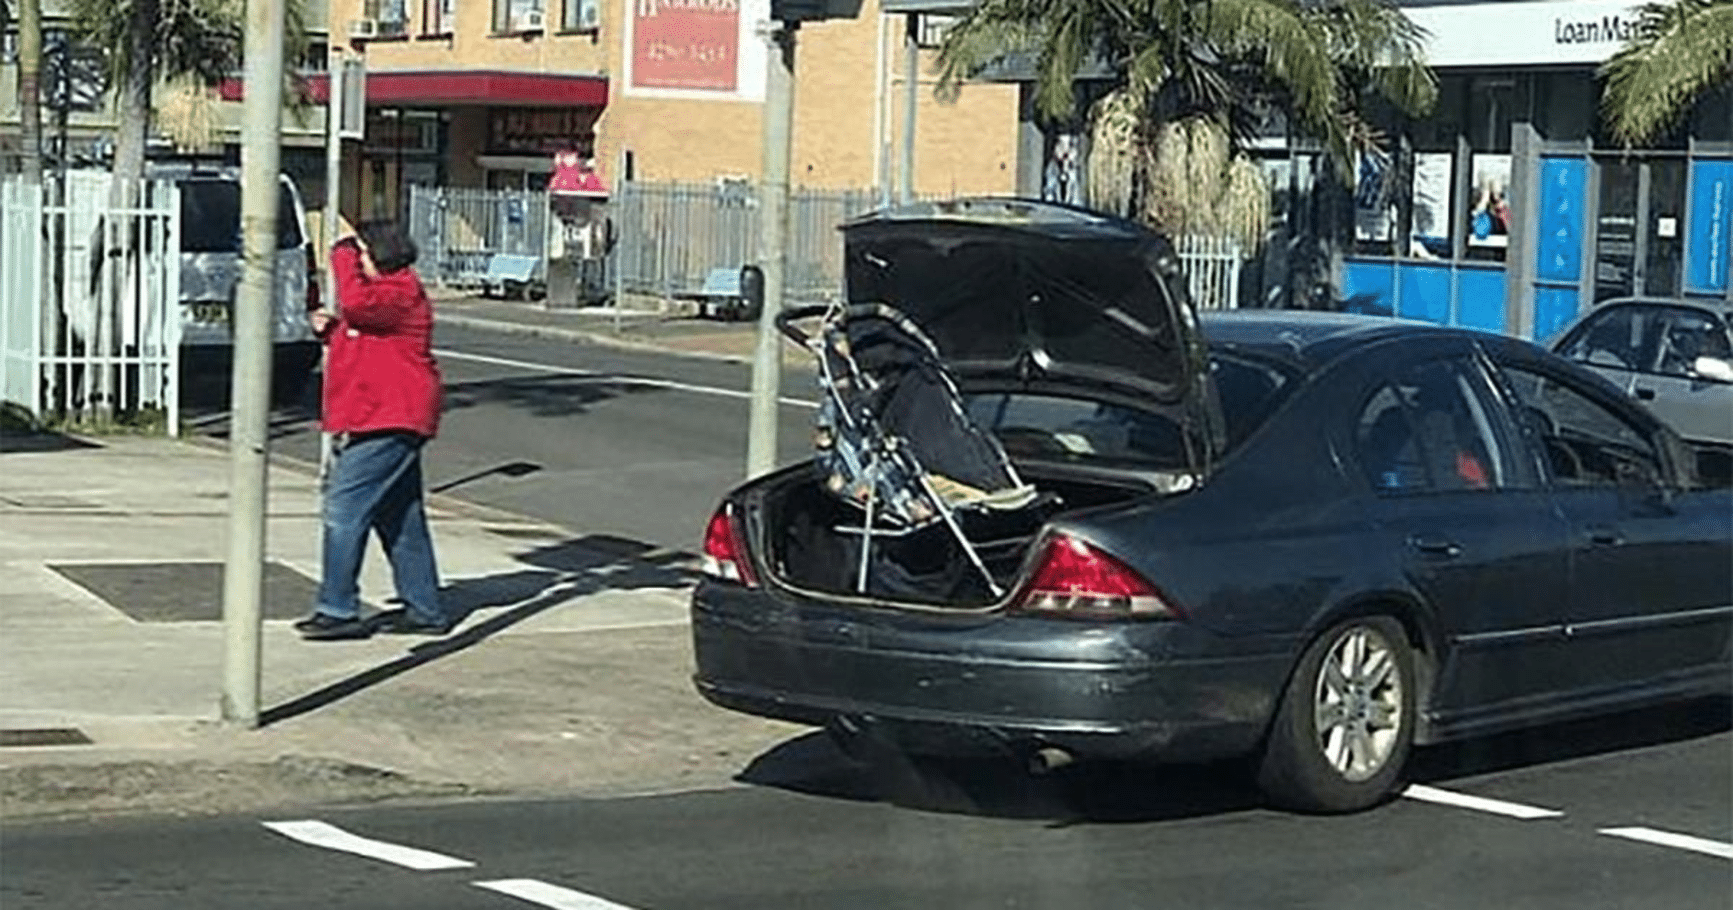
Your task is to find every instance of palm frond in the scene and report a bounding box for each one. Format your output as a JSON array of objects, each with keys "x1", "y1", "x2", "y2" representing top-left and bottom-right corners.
[{"x1": 1600, "y1": 0, "x2": 1733, "y2": 146}]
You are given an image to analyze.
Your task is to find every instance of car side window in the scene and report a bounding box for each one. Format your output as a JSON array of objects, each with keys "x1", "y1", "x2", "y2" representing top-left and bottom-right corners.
[
  {"x1": 1559, "y1": 306, "x2": 1642, "y2": 371},
  {"x1": 1499, "y1": 367, "x2": 1661, "y2": 488},
  {"x1": 1355, "y1": 359, "x2": 1516, "y2": 494},
  {"x1": 1648, "y1": 307, "x2": 1732, "y2": 378}
]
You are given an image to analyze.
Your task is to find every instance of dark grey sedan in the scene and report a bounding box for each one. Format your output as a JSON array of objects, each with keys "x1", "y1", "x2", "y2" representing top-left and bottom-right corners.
[{"x1": 690, "y1": 201, "x2": 1732, "y2": 814}]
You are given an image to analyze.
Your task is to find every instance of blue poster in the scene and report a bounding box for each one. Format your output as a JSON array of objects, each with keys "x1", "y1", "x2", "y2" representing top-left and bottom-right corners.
[
  {"x1": 1685, "y1": 160, "x2": 1732, "y2": 295},
  {"x1": 1536, "y1": 159, "x2": 1588, "y2": 284}
]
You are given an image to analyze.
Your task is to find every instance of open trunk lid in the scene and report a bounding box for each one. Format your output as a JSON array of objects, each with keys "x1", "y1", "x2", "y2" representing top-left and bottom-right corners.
[{"x1": 841, "y1": 198, "x2": 1221, "y2": 473}]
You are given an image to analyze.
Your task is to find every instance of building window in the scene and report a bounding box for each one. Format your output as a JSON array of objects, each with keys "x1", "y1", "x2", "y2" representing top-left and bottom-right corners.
[
  {"x1": 916, "y1": 14, "x2": 955, "y2": 49},
  {"x1": 494, "y1": 0, "x2": 545, "y2": 33},
  {"x1": 368, "y1": 0, "x2": 410, "y2": 37},
  {"x1": 561, "y1": 0, "x2": 600, "y2": 32},
  {"x1": 422, "y1": 0, "x2": 455, "y2": 34}
]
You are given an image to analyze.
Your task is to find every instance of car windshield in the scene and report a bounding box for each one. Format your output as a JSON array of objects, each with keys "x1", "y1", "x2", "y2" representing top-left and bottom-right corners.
[
  {"x1": 179, "y1": 180, "x2": 304, "y2": 253},
  {"x1": 963, "y1": 351, "x2": 1296, "y2": 469}
]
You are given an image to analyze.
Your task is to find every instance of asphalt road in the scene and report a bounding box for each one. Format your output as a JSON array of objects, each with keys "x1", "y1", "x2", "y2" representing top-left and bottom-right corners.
[
  {"x1": 186, "y1": 323, "x2": 819, "y2": 553},
  {"x1": 25, "y1": 322, "x2": 1723, "y2": 909},
  {"x1": 3, "y1": 703, "x2": 1728, "y2": 910}
]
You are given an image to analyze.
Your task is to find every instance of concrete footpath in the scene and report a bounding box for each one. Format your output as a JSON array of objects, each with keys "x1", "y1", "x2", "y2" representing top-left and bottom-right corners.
[{"x1": 0, "y1": 302, "x2": 811, "y2": 823}]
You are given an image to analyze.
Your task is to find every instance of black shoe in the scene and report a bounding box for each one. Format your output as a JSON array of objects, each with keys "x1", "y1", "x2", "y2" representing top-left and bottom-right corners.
[
  {"x1": 297, "y1": 612, "x2": 374, "y2": 641},
  {"x1": 373, "y1": 608, "x2": 455, "y2": 636}
]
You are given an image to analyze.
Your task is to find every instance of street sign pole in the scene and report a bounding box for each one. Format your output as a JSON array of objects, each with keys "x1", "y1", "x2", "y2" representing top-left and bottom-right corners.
[
  {"x1": 745, "y1": 21, "x2": 797, "y2": 480},
  {"x1": 222, "y1": 0, "x2": 287, "y2": 728}
]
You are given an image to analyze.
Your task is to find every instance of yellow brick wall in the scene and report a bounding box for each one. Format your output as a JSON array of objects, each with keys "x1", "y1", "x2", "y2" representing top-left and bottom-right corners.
[{"x1": 333, "y1": 0, "x2": 1018, "y2": 194}]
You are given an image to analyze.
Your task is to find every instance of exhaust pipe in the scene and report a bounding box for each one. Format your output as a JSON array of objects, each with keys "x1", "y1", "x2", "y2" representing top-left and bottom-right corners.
[{"x1": 1027, "y1": 745, "x2": 1075, "y2": 775}]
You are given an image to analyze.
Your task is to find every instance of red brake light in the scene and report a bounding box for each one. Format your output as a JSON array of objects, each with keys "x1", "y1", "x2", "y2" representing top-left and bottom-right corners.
[
  {"x1": 1013, "y1": 535, "x2": 1180, "y2": 619},
  {"x1": 701, "y1": 504, "x2": 758, "y2": 587}
]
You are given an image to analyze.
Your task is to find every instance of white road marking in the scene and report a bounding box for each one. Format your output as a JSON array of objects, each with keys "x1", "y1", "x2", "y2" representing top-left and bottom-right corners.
[
  {"x1": 1401, "y1": 784, "x2": 1565, "y2": 819},
  {"x1": 475, "y1": 879, "x2": 644, "y2": 909},
  {"x1": 436, "y1": 349, "x2": 817, "y2": 409},
  {"x1": 261, "y1": 820, "x2": 476, "y2": 870},
  {"x1": 1599, "y1": 827, "x2": 1733, "y2": 860}
]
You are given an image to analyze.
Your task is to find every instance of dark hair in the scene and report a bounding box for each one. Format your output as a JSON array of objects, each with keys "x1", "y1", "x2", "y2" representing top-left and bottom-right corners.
[{"x1": 356, "y1": 220, "x2": 418, "y2": 274}]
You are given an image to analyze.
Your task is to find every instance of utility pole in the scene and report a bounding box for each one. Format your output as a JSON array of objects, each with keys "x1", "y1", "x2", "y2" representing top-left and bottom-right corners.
[
  {"x1": 16, "y1": 0, "x2": 42, "y2": 185},
  {"x1": 222, "y1": 0, "x2": 286, "y2": 728},
  {"x1": 745, "y1": 21, "x2": 797, "y2": 480},
  {"x1": 319, "y1": 47, "x2": 345, "y2": 480},
  {"x1": 898, "y1": 12, "x2": 916, "y2": 204}
]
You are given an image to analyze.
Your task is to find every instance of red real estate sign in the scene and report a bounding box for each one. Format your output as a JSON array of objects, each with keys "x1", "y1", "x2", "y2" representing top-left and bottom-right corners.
[{"x1": 631, "y1": 0, "x2": 740, "y2": 92}]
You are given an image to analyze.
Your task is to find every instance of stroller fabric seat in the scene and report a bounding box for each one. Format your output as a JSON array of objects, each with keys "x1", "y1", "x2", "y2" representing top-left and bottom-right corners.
[{"x1": 809, "y1": 303, "x2": 1037, "y2": 530}]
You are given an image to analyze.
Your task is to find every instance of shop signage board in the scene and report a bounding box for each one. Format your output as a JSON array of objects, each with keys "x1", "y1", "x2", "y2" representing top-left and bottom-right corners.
[
  {"x1": 1685, "y1": 160, "x2": 1732, "y2": 295},
  {"x1": 623, "y1": 0, "x2": 770, "y2": 100},
  {"x1": 1405, "y1": 0, "x2": 1646, "y2": 67}
]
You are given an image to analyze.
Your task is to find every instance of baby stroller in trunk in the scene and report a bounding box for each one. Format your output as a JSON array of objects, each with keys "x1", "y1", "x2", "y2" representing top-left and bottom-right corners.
[{"x1": 777, "y1": 302, "x2": 1041, "y2": 599}]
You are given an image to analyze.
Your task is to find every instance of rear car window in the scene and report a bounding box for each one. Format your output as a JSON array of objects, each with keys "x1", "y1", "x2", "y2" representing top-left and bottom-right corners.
[
  {"x1": 179, "y1": 180, "x2": 304, "y2": 253},
  {"x1": 963, "y1": 353, "x2": 1294, "y2": 469}
]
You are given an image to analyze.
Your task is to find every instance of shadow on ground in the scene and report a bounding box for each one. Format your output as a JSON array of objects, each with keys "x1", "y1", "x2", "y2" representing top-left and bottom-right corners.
[
  {"x1": 736, "y1": 697, "x2": 1731, "y2": 824},
  {"x1": 260, "y1": 533, "x2": 697, "y2": 727},
  {"x1": 442, "y1": 374, "x2": 667, "y2": 419}
]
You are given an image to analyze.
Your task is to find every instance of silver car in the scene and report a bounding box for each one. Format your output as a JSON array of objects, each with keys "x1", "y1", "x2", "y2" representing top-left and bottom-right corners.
[{"x1": 1551, "y1": 297, "x2": 1733, "y2": 484}]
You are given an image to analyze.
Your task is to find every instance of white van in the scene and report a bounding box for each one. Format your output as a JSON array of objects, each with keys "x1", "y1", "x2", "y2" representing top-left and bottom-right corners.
[{"x1": 153, "y1": 163, "x2": 321, "y2": 402}]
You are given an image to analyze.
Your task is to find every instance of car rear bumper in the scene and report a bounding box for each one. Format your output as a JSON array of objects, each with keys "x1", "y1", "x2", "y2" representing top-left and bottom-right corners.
[{"x1": 691, "y1": 580, "x2": 1296, "y2": 763}]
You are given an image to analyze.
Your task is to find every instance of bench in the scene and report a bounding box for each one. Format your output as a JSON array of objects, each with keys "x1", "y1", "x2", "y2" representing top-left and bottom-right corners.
[
  {"x1": 682, "y1": 266, "x2": 759, "y2": 321},
  {"x1": 482, "y1": 254, "x2": 543, "y2": 300}
]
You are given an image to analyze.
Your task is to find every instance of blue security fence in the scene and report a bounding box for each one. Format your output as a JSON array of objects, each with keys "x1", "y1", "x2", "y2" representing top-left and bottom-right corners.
[{"x1": 1342, "y1": 260, "x2": 1509, "y2": 334}]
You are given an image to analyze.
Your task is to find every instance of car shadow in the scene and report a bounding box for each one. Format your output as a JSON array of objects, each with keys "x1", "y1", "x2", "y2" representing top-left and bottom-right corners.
[
  {"x1": 1410, "y1": 695, "x2": 1731, "y2": 783},
  {"x1": 735, "y1": 697, "x2": 1731, "y2": 824},
  {"x1": 441, "y1": 373, "x2": 666, "y2": 419},
  {"x1": 260, "y1": 533, "x2": 697, "y2": 726},
  {"x1": 735, "y1": 732, "x2": 1264, "y2": 824}
]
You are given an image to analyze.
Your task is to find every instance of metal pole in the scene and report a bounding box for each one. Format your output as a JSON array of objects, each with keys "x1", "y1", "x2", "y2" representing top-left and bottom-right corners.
[
  {"x1": 222, "y1": 0, "x2": 286, "y2": 728},
  {"x1": 898, "y1": 12, "x2": 917, "y2": 204},
  {"x1": 746, "y1": 22, "x2": 796, "y2": 479},
  {"x1": 320, "y1": 48, "x2": 344, "y2": 481}
]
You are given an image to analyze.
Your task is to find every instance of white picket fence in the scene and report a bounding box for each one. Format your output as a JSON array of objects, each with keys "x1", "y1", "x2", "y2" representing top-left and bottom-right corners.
[
  {"x1": 1177, "y1": 234, "x2": 1244, "y2": 310},
  {"x1": 0, "y1": 174, "x2": 182, "y2": 432}
]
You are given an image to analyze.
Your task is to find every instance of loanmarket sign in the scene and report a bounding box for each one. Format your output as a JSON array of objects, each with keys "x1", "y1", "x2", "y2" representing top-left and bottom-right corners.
[{"x1": 1405, "y1": 0, "x2": 1645, "y2": 67}]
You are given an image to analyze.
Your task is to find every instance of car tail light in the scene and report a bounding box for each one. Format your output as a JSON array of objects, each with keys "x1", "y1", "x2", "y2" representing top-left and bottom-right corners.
[
  {"x1": 701, "y1": 504, "x2": 757, "y2": 587},
  {"x1": 1011, "y1": 535, "x2": 1181, "y2": 620}
]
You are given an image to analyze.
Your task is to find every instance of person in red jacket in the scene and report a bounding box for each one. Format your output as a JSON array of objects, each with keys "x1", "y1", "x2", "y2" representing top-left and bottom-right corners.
[{"x1": 295, "y1": 217, "x2": 451, "y2": 641}]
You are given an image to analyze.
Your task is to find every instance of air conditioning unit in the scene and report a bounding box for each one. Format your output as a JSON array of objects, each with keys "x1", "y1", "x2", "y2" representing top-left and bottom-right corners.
[
  {"x1": 347, "y1": 18, "x2": 379, "y2": 39},
  {"x1": 514, "y1": 8, "x2": 545, "y2": 31},
  {"x1": 576, "y1": 0, "x2": 600, "y2": 30}
]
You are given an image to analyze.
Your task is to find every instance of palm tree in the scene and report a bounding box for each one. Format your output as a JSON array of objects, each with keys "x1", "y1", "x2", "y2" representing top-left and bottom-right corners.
[
  {"x1": 936, "y1": 0, "x2": 1436, "y2": 248},
  {"x1": 1600, "y1": 0, "x2": 1733, "y2": 147},
  {"x1": 67, "y1": 0, "x2": 309, "y2": 191}
]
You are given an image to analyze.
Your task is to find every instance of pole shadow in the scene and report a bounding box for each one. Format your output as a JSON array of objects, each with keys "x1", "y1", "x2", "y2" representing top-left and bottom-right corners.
[{"x1": 260, "y1": 534, "x2": 697, "y2": 727}]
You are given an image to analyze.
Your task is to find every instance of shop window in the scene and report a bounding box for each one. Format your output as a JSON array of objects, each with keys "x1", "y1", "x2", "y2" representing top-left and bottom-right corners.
[
  {"x1": 562, "y1": 0, "x2": 600, "y2": 32},
  {"x1": 421, "y1": 0, "x2": 455, "y2": 34},
  {"x1": 917, "y1": 14, "x2": 957, "y2": 48},
  {"x1": 494, "y1": 0, "x2": 545, "y2": 32}
]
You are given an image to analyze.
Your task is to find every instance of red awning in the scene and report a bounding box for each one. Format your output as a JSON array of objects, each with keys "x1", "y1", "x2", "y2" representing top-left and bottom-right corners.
[{"x1": 221, "y1": 70, "x2": 608, "y2": 108}]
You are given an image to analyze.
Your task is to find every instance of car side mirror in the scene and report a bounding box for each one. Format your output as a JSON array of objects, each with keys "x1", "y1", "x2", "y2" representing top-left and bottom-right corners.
[{"x1": 1691, "y1": 356, "x2": 1733, "y2": 383}]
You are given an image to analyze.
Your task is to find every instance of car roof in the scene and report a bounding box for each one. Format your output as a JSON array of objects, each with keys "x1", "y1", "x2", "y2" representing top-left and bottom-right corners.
[
  {"x1": 1584, "y1": 296, "x2": 1733, "y2": 315},
  {"x1": 1200, "y1": 310, "x2": 1485, "y2": 369},
  {"x1": 842, "y1": 197, "x2": 1155, "y2": 243}
]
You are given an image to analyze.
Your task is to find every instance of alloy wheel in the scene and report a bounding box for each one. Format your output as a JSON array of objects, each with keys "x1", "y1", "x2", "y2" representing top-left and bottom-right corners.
[{"x1": 1312, "y1": 624, "x2": 1404, "y2": 782}]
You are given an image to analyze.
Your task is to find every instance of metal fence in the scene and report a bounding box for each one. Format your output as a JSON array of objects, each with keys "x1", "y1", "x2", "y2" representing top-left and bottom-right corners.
[
  {"x1": 608, "y1": 181, "x2": 888, "y2": 304},
  {"x1": 1176, "y1": 234, "x2": 1245, "y2": 310},
  {"x1": 0, "y1": 174, "x2": 181, "y2": 431},
  {"x1": 408, "y1": 184, "x2": 551, "y2": 289}
]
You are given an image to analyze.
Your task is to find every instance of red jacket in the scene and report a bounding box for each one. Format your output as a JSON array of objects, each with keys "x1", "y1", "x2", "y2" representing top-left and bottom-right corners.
[{"x1": 319, "y1": 240, "x2": 442, "y2": 438}]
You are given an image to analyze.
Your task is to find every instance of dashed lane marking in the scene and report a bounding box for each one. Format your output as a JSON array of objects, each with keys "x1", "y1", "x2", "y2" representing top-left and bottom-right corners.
[
  {"x1": 435, "y1": 349, "x2": 819, "y2": 409},
  {"x1": 1401, "y1": 784, "x2": 1565, "y2": 820},
  {"x1": 1599, "y1": 827, "x2": 1733, "y2": 860},
  {"x1": 475, "y1": 879, "x2": 644, "y2": 909},
  {"x1": 261, "y1": 820, "x2": 476, "y2": 870}
]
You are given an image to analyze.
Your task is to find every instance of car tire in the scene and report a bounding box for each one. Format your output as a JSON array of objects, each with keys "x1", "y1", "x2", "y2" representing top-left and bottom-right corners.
[{"x1": 1256, "y1": 615, "x2": 1415, "y2": 813}]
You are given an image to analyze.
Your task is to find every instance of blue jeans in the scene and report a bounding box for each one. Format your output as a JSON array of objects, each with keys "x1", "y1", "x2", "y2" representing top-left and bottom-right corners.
[{"x1": 314, "y1": 431, "x2": 445, "y2": 625}]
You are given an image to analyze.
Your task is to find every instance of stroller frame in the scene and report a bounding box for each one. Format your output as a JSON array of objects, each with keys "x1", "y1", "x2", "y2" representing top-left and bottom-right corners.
[{"x1": 778, "y1": 302, "x2": 1037, "y2": 599}]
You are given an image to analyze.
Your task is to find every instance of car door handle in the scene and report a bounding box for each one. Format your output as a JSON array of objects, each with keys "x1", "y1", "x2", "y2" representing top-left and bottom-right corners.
[
  {"x1": 1633, "y1": 387, "x2": 1656, "y2": 401},
  {"x1": 1586, "y1": 525, "x2": 1625, "y2": 546},
  {"x1": 1408, "y1": 535, "x2": 1462, "y2": 558}
]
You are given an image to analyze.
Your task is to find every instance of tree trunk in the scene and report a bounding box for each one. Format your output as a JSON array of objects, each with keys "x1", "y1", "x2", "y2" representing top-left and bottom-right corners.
[
  {"x1": 92, "y1": 0, "x2": 157, "y2": 422},
  {"x1": 110, "y1": 0, "x2": 156, "y2": 195},
  {"x1": 16, "y1": 0, "x2": 41, "y2": 184}
]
